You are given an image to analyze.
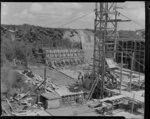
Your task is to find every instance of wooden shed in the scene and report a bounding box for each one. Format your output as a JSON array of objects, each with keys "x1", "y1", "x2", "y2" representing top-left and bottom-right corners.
[{"x1": 40, "y1": 92, "x2": 61, "y2": 109}]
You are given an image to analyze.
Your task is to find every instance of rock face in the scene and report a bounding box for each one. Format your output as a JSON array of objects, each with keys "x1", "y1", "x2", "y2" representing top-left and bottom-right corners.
[
  {"x1": 2, "y1": 24, "x2": 95, "y2": 64},
  {"x1": 76, "y1": 30, "x2": 94, "y2": 63},
  {"x1": 63, "y1": 29, "x2": 94, "y2": 63},
  {"x1": 63, "y1": 30, "x2": 81, "y2": 43}
]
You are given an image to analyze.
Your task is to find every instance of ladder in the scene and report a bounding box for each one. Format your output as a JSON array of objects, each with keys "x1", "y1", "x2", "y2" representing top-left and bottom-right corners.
[{"x1": 87, "y1": 77, "x2": 99, "y2": 100}]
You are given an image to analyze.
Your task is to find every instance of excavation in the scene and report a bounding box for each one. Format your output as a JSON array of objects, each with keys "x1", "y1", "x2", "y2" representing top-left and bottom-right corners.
[{"x1": 1, "y1": 2, "x2": 145, "y2": 118}]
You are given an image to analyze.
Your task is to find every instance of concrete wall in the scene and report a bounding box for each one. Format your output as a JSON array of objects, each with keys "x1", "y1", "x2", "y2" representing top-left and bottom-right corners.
[{"x1": 44, "y1": 48, "x2": 85, "y2": 66}]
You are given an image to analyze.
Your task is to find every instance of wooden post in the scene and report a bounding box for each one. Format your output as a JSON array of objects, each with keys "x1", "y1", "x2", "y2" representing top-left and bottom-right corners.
[
  {"x1": 120, "y1": 51, "x2": 123, "y2": 94},
  {"x1": 44, "y1": 67, "x2": 46, "y2": 93},
  {"x1": 131, "y1": 93, "x2": 135, "y2": 113},
  {"x1": 129, "y1": 52, "x2": 134, "y2": 92},
  {"x1": 13, "y1": 59, "x2": 16, "y2": 66},
  {"x1": 112, "y1": 101, "x2": 114, "y2": 115},
  {"x1": 138, "y1": 71, "x2": 141, "y2": 90},
  {"x1": 25, "y1": 43, "x2": 28, "y2": 68},
  {"x1": 114, "y1": 3, "x2": 117, "y2": 62},
  {"x1": 2, "y1": 104, "x2": 11, "y2": 116}
]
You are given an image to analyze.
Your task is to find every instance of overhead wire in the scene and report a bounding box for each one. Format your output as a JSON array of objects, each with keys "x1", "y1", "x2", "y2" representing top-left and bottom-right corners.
[
  {"x1": 47, "y1": 3, "x2": 145, "y2": 69},
  {"x1": 57, "y1": 11, "x2": 93, "y2": 28},
  {"x1": 116, "y1": 10, "x2": 144, "y2": 27},
  {"x1": 56, "y1": 4, "x2": 144, "y2": 29},
  {"x1": 116, "y1": 10, "x2": 145, "y2": 48}
]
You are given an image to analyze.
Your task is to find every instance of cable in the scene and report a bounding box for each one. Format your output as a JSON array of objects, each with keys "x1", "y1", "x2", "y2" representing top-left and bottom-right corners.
[
  {"x1": 116, "y1": 11, "x2": 145, "y2": 49},
  {"x1": 116, "y1": 10, "x2": 144, "y2": 27},
  {"x1": 58, "y1": 12, "x2": 93, "y2": 28},
  {"x1": 116, "y1": 10, "x2": 145, "y2": 48},
  {"x1": 58, "y1": 11, "x2": 93, "y2": 28}
]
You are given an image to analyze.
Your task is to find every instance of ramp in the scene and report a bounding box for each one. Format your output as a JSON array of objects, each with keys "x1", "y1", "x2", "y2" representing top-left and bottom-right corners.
[{"x1": 105, "y1": 58, "x2": 119, "y2": 69}]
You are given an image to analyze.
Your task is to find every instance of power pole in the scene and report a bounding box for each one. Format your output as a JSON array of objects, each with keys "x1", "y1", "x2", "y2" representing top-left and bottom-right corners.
[{"x1": 87, "y1": 2, "x2": 130, "y2": 100}]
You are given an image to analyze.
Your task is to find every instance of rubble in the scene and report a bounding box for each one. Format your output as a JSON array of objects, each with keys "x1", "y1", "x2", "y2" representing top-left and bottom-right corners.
[
  {"x1": 1, "y1": 3, "x2": 145, "y2": 117},
  {"x1": 1, "y1": 61, "x2": 145, "y2": 117}
]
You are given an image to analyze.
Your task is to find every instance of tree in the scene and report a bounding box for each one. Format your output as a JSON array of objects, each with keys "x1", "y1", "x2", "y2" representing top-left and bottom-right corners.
[
  {"x1": 1, "y1": 36, "x2": 14, "y2": 62},
  {"x1": 13, "y1": 41, "x2": 26, "y2": 62}
]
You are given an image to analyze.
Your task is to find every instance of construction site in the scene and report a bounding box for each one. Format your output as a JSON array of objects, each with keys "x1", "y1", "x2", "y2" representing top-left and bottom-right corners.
[{"x1": 1, "y1": 2, "x2": 145, "y2": 118}]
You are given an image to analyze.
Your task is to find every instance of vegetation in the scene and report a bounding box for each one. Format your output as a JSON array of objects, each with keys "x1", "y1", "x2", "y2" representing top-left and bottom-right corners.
[
  {"x1": 1, "y1": 24, "x2": 145, "y2": 101},
  {"x1": 1, "y1": 24, "x2": 145, "y2": 68},
  {"x1": 1, "y1": 24, "x2": 84, "y2": 66}
]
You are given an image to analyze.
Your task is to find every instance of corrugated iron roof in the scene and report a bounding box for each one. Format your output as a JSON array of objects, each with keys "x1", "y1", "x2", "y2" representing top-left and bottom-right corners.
[{"x1": 41, "y1": 92, "x2": 61, "y2": 100}]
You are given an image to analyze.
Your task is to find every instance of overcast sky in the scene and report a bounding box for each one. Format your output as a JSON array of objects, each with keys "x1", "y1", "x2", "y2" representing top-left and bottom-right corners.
[{"x1": 1, "y1": 2, "x2": 145, "y2": 30}]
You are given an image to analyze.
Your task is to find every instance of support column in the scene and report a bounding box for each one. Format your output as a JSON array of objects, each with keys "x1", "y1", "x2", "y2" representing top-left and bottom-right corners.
[
  {"x1": 131, "y1": 93, "x2": 135, "y2": 113},
  {"x1": 129, "y1": 52, "x2": 134, "y2": 92},
  {"x1": 120, "y1": 51, "x2": 123, "y2": 94},
  {"x1": 44, "y1": 67, "x2": 47, "y2": 93}
]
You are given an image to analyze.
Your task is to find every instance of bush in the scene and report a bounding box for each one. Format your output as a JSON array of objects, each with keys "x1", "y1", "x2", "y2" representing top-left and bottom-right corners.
[{"x1": 1, "y1": 37, "x2": 14, "y2": 62}]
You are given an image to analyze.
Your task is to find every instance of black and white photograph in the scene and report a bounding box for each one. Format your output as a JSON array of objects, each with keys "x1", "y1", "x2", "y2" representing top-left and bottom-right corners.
[{"x1": 1, "y1": 2, "x2": 146, "y2": 118}]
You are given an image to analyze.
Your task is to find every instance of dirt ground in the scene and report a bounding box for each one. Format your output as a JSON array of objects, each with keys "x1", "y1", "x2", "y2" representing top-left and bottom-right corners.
[
  {"x1": 30, "y1": 66, "x2": 76, "y2": 87},
  {"x1": 46, "y1": 103, "x2": 144, "y2": 118},
  {"x1": 113, "y1": 111, "x2": 144, "y2": 119},
  {"x1": 46, "y1": 104, "x2": 97, "y2": 116},
  {"x1": 29, "y1": 64, "x2": 144, "y2": 117}
]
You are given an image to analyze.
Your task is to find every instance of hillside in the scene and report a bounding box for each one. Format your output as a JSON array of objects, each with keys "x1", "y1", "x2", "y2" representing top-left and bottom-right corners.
[{"x1": 1, "y1": 24, "x2": 145, "y2": 66}]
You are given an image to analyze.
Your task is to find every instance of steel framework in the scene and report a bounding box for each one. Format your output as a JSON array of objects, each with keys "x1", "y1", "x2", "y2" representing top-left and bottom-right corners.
[{"x1": 87, "y1": 2, "x2": 130, "y2": 100}]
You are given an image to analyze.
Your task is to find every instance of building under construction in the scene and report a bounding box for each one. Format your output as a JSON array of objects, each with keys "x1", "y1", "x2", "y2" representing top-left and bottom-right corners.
[{"x1": 1, "y1": 2, "x2": 145, "y2": 118}]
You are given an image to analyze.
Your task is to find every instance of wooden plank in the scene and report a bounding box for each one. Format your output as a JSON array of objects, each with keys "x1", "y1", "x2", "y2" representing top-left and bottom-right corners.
[
  {"x1": 1, "y1": 104, "x2": 11, "y2": 116},
  {"x1": 6, "y1": 98, "x2": 16, "y2": 113}
]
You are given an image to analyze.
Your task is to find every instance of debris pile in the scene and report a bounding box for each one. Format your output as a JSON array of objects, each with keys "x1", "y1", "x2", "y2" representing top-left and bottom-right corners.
[{"x1": 1, "y1": 68, "x2": 51, "y2": 116}]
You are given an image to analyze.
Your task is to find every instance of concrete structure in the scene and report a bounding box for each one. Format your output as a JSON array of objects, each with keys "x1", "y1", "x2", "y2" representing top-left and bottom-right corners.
[{"x1": 43, "y1": 48, "x2": 85, "y2": 67}]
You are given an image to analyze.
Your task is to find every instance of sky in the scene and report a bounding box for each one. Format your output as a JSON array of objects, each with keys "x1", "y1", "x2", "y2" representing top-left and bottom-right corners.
[{"x1": 1, "y1": 2, "x2": 145, "y2": 30}]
